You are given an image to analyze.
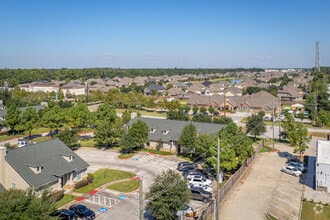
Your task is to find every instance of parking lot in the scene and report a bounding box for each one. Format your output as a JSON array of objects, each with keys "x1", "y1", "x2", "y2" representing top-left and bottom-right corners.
[
  {"x1": 220, "y1": 144, "x2": 304, "y2": 220},
  {"x1": 73, "y1": 148, "x2": 211, "y2": 219}
]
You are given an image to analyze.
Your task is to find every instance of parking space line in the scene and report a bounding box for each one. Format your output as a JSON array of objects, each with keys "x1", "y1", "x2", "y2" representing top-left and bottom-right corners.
[
  {"x1": 270, "y1": 203, "x2": 297, "y2": 219},
  {"x1": 273, "y1": 195, "x2": 299, "y2": 210},
  {"x1": 275, "y1": 189, "x2": 301, "y2": 202},
  {"x1": 278, "y1": 183, "x2": 302, "y2": 193}
]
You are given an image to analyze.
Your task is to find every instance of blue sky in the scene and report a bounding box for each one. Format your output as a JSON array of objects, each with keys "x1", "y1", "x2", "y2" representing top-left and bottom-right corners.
[{"x1": 0, "y1": 0, "x2": 329, "y2": 69}]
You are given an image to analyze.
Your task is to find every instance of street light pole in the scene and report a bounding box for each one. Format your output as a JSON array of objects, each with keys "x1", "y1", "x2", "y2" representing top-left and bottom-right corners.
[{"x1": 216, "y1": 136, "x2": 220, "y2": 220}]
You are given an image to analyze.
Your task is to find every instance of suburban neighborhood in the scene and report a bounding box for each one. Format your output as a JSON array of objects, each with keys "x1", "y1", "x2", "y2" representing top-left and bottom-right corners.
[{"x1": 0, "y1": 66, "x2": 329, "y2": 220}]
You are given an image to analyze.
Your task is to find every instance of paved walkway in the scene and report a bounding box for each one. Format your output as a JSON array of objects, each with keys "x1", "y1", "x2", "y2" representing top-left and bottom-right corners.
[{"x1": 62, "y1": 177, "x2": 139, "y2": 209}]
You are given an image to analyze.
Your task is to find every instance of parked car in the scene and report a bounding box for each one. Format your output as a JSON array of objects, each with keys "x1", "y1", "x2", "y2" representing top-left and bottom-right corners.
[
  {"x1": 181, "y1": 204, "x2": 196, "y2": 218},
  {"x1": 288, "y1": 161, "x2": 307, "y2": 173},
  {"x1": 177, "y1": 162, "x2": 197, "y2": 171},
  {"x1": 281, "y1": 165, "x2": 302, "y2": 177},
  {"x1": 190, "y1": 186, "x2": 212, "y2": 203},
  {"x1": 49, "y1": 209, "x2": 78, "y2": 220},
  {"x1": 177, "y1": 161, "x2": 191, "y2": 171},
  {"x1": 188, "y1": 175, "x2": 212, "y2": 186},
  {"x1": 69, "y1": 204, "x2": 95, "y2": 220},
  {"x1": 183, "y1": 170, "x2": 204, "y2": 178},
  {"x1": 181, "y1": 165, "x2": 198, "y2": 173},
  {"x1": 188, "y1": 182, "x2": 213, "y2": 193}
]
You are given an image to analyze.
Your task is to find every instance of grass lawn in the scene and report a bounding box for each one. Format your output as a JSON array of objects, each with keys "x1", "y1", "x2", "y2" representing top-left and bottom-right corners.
[
  {"x1": 55, "y1": 194, "x2": 79, "y2": 208},
  {"x1": 301, "y1": 201, "x2": 330, "y2": 220},
  {"x1": 118, "y1": 153, "x2": 135, "y2": 159},
  {"x1": 79, "y1": 138, "x2": 97, "y2": 148},
  {"x1": 259, "y1": 146, "x2": 274, "y2": 153},
  {"x1": 116, "y1": 109, "x2": 166, "y2": 118},
  {"x1": 32, "y1": 136, "x2": 52, "y2": 143},
  {"x1": 309, "y1": 132, "x2": 329, "y2": 139},
  {"x1": 107, "y1": 180, "x2": 140, "y2": 192},
  {"x1": 74, "y1": 169, "x2": 136, "y2": 194}
]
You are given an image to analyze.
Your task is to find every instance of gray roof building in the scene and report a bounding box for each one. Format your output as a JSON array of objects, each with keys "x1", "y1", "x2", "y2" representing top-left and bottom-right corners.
[
  {"x1": 128, "y1": 117, "x2": 225, "y2": 143},
  {"x1": 4, "y1": 138, "x2": 89, "y2": 190}
]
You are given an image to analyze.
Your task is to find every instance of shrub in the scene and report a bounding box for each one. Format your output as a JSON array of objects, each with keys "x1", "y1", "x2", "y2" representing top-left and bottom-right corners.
[
  {"x1": 74, "y1": 179, "x2": 89, "y2": 189},
  {"x1": 87, "y1": 173, "x2": 94, "y2": 183},
  {"x1": 51, "y1": 189, "x2": 64, "y2": 202}
]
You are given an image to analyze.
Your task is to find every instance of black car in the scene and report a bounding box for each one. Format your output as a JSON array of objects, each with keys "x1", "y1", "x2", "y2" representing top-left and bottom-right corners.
[
  {"x1": 69, "y1": 204, "x2": 95, "y2": 220},
  {"x1": 177, "y1": 161, "x2": 191, "y2": 171},
  {"x1": 50, "y1": 209, "x2": 78, "y2": 220}
]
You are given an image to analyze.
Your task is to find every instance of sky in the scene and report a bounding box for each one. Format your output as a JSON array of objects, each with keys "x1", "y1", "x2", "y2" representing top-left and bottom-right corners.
[{"x1": 0, "y1": 0, "x2": 329, "y2": 69}]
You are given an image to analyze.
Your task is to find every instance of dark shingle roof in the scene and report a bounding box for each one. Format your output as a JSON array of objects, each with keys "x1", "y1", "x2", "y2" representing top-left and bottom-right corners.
[
  {"x1": 129, "y1": 117, "x2": 225, "y2": 142},
  {"x1": 5, "y1": 138, "x2": 89, "y2": 189}
]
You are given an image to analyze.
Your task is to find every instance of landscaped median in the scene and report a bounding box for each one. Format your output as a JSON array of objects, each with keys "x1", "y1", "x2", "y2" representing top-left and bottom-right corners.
[{"x1": 56, "y1": 168, "x2": 138, "y2": 207}]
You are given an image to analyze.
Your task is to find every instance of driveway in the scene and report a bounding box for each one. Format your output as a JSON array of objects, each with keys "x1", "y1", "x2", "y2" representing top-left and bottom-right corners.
[
  {"x1": 74, "y1": 148, "x2": 190, "y2": 220},
  {"x1": 219, "y1": 143, "x2": 303, "y2": 220}
]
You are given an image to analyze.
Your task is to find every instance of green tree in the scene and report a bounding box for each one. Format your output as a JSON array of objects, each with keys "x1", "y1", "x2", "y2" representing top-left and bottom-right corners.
[
  {"x1": 297, "y1": 112, "x2": 305, "y2": 122},
  {"x1": 95, "y1": 119, "x2": 124, "y2": 148},
  {"x1": 318, "y1": 109, "x2": 330, "y2": 126},
  {"x1": 94, "y1": 102, "x2": 117, "y2": 122},
  {"x1": 167, "y1": 110, "x2": 189, "y2": 121},
  {"x1": 208, "y1": 106, "x2": 215, "y2": 115},
  {"x1": 191, "y1": 113, "x2": 212, "y2": 123},
  {"x1": 288, "y1": 123, "x2": 310, "y2": 156},
  {"x1": 0, "y1": 188, "x2": 56, "y2": 220},
  {"x1": 178, "y1": 123, "x2": 197, "y2": 154},
  {"x1": 121, "y1": 119, "x2": 149, "y2": 153},
  {"x1": 56, "y1": 129, "x2": 79, "y2": 149},
  {"x1": 146, "y1": 170, "x2": 190, "y2": 220},
  {"x1": 246, "y1": 114, "x2": 266, "y2": 141},
  {"x1": 3, "y1": 104, "x2": 21, "y2": 134},
  {"x1": 67, "y1": 102, "x2": 91, "y2": 130},
  {"x1": 122, "y1": 109, "x2": 131, "y2": 124},
  {"x1": 208, "y1": 123, "x2": 253, "y2": 171},
  {"x1": 195, "y1": 133, "x2": 217, "y2": 161},
  {"x1": 192, "y1": 106, "x2": 199, "y2": 114},
  {"x1": 213, "y1": 116, "x2": 233, "y2": 124},
  {"x1": 282, "y1": 113, "x2": 310, "y2": 156},
  {"x1": 16, "y1": 107, "x2": 39, "y2": 139},
  {"x1": 41, "y1": 104, "x2": 65, "y2": 132}
]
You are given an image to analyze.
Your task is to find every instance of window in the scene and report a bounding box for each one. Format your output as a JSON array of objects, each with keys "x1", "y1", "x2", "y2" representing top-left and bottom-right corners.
[
  {"x1": 76, "y1": 173, "x2": 81, "y2": 181},
  {"x1": 11, "y1": 183, "x2": 16, "y2": 189},
  {"x1": 149, "y1": 128, "x2": 157, "y2": 133},
  {"x1": 162, "y1": 129, "x2": 169, "y2": 134}
]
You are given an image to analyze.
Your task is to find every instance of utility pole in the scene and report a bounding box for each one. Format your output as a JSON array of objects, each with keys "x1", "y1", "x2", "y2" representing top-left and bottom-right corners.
[
  {"x1": 216, "y1": 136, "x2": 220, "y2": 220},
  {"x1": 278, "y1": 96, "x2": 281, "y2": 140},
  {"x1": 139, "y1": 178, "x2": 143, "y2": 220},
  {"x1": 272, "y1": 98, "x2": 275, "y2": 149},
  {"x1": 314, "y1": 89, "x2": 318, "y2": 126},
  {"x1": 223, "y1": 92, "x2": 226, "y2": 117}
]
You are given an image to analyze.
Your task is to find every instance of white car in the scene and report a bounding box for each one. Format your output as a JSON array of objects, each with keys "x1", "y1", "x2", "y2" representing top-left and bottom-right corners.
[
  {"x1": 188, "y1": 183, "x2": 213, "y2": 193},
  {"x1": 281, "y1": 165, "x2": 302, "y2": 177},
  {"x1": 188, "y1": 175, "x2": 212, "y2": 186}
]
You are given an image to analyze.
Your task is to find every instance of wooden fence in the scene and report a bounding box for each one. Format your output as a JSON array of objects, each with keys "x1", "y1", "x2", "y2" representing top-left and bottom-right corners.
[{"x1": 197, "y1": 140, "x2": 264, "y2": 220}]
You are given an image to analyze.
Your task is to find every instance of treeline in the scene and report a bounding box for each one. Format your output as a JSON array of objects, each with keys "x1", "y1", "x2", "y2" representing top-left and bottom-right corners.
[{"x1": 0, "y1": 68, "x2": 264, "y2": 86}]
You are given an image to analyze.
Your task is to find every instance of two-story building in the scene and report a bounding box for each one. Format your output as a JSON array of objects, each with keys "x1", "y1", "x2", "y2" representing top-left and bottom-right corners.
[{"x1": 0, "y1": 138, "x2": 89, "y2": 192}]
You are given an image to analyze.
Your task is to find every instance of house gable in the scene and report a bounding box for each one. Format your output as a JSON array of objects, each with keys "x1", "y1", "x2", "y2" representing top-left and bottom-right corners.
[{"x1": 4, "y1": 138, "x2": 89, "y2": 189}]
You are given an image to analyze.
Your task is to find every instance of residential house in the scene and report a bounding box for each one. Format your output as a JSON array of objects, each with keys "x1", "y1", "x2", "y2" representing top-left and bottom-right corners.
[
  {"x1": 167, "y1": 87, "x2": 184, "y2": 98},
  {"x1": 316, "y1": 140, "x2": 330, "y2": 193},
  {"x1": 61, "y1": 80, "x2": 86, "y2": 97},
  {"x1": 187, "y1": 94, "x2": 237, "y2": 111},
  {"x1": 240, "y1": 91, "x2": 279, "y2": 113},
  {"x1": 144, "y1": 84, "x2": 166, "y2": 95},
  {"x1": 0, "y1": 138, "x2": 89, "y2": 192},
  {"x1": 128, "y1": 117, "x2": 225, "y2": 153},
  {"x1": 19, "y1": 81, "x2": 59, "y2": 93},
  {"x1": 277, "y1": 86, "x2": 303, "y2": 102}
]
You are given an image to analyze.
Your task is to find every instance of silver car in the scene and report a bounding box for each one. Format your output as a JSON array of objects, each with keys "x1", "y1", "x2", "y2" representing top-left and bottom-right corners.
[{"x1": 281, "y1": 165, "x2": 302, "y2": 177}]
